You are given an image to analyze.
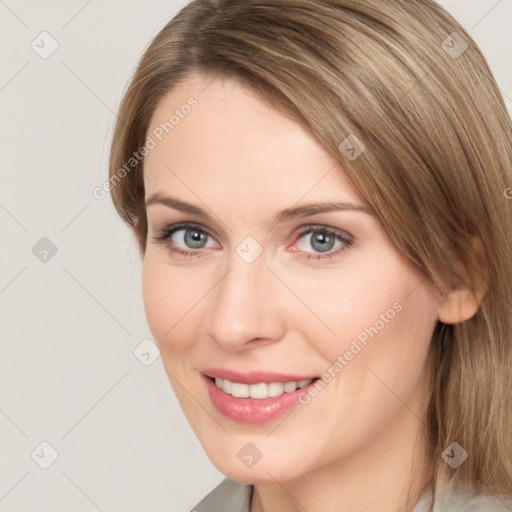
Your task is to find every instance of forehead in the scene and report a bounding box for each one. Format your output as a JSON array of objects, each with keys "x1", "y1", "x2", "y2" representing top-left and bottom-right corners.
[{"x1": 143, "y1": 73, "x2": 363, "y2": 207}]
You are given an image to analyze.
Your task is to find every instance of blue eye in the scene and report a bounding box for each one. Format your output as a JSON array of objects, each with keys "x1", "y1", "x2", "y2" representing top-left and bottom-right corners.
[
  {"x1": 152, "y1": 223, "x2": 217, "y2": 256},
  {"x1": 173, "y1": 227, "x2": 213, "y2": 249},
  {"x1": 293, "y1": 227, "x2": 352, "y2": 258},
  {"x1": 300, "y1": 231, "x2": 336, "y2": 252},
  {"x1": 152, "y1": 222, "x2": 353, "y2": 261}
]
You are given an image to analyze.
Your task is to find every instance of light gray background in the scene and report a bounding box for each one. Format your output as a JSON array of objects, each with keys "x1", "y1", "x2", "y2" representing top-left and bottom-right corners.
[{"x1": 1, "y1": 1, "x2": 510, "y2": 511}]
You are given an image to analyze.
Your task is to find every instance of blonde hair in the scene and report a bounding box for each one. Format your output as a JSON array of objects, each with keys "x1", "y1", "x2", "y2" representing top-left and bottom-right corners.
[{"x1": 109, "y1": 0, "x2": 512, "y2": 506}]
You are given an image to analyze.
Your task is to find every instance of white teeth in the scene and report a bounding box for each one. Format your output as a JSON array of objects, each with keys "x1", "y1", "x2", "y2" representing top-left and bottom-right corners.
[
  {"x1": 222, "y1": 378, "x2": 232, "y2": 394},
  {"x1": 213, "y1": 377, "x2": 314, "y2": 399},
  {"x1": 249, "y1": 383, "x2": 268, "y2": 399},
  {"x1": 231, "y1": 382, "x2": 249, "y2": 398},
  {"x1": 283, "y1": 381, "x2": 298, "y2": 392},
  {"x1": 268, "y1": 382, "x2": 284, "y2": 397}
]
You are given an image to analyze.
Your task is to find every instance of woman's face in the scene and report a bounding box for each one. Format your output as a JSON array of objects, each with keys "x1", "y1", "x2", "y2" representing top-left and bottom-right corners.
[{"x1": 142, "y1": 73, "x2": 440, "y2": 483}]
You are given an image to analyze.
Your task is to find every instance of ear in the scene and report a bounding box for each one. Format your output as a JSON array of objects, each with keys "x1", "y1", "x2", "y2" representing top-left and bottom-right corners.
[{"x1": 437, "y1": 236, "x2": 488, "y2": 324}]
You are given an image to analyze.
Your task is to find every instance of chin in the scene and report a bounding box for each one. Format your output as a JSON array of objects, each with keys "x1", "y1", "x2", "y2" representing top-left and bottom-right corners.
[{"x1": 209, "y1": 451, "x2": 307, "y2": 484}]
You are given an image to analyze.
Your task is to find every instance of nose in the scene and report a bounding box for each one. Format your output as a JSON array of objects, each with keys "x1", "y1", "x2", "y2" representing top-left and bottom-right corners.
[{"x1": 206, "y1": 255, "x2": 287, "y2": 350}]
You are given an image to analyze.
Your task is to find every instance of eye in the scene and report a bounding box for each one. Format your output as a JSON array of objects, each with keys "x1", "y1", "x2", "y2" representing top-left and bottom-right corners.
[
  {"x1": 151, "y1": 222, "x2": 352, "y2": 260},
  {"x1": 174, "y1": 227, "x2": 214, "y2": 250},
  {"x1": 290, "y1": 226, "x2": 353, "y2": 259},
  {"x1": 151, "y1": 222, "x2": 218, "y2": 256}
]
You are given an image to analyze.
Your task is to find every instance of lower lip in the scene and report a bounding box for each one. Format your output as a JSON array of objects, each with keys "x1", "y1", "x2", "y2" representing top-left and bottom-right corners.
[{"x1": 203, "y1": 374, "x2": 319, "y2": 424}]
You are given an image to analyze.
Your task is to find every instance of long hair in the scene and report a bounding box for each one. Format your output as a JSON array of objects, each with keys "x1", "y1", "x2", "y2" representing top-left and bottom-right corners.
[{"x1": 108, "y1": 0, "x2": 512, "y2": 506}]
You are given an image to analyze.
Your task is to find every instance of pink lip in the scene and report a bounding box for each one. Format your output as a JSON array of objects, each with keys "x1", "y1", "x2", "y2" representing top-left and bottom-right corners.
[
  {"x1": 202, "y1": 368, "x2": 317, "y2": 385},
  {"x1": 202, "y1": 373, "x2": 320, "y2": 424}
]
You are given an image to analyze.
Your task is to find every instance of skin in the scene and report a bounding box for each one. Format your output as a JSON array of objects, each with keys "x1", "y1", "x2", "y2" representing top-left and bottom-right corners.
[{"x1": 141, "y1": 73, "x2": 483, "y2": 512}]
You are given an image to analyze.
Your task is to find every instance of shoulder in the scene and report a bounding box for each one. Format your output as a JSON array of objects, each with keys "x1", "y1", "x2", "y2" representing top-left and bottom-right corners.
[
  {"x1": 192, "y1": 479, "x2": 512, "y2": 512},
  {"x1": 193, "y1": 477, "x2": 253, "y2": 512},
  {"x1": 413, "y1": 486, "x2": 512, "y2": 512}
]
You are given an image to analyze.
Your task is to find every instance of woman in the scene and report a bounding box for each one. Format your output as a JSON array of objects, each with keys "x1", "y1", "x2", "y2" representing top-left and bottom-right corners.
[{"x1": 108, "y1": 0, "x2": 512, "y2": 510}]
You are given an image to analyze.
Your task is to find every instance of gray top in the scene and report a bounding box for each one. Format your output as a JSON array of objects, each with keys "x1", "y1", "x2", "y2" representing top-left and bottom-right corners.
[{"x1": 193, "y1": 477, "x2": 512, "y2": 512}]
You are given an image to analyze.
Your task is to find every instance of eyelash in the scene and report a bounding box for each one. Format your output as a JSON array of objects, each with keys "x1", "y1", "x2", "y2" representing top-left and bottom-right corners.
[{"x1": 151, "y1": 222, "x2": 353, "y2": 261}]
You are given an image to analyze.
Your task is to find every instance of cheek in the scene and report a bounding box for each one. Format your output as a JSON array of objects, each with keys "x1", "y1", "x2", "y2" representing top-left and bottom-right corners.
[
  {"x1": 330, "y1": 277, "x2": 438, "y2": 423},
  {"x1": 279, "y1": 256, "x2": 418, "y2": 348},
  {"x1": 141, "y1": 258, "x2": 201, "y2": 353},
  {"x1": 290, "y1": 254, "x2": 438, "y2": 381}
]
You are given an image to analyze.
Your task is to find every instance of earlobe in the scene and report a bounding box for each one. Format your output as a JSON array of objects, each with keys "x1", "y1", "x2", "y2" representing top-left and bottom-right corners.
[
  {"x1": 437, "y1": 236, "x2": 488, "y2": 325},
  {"x1": 438, "y1": 288, "x2": 482, "y2": 324}
]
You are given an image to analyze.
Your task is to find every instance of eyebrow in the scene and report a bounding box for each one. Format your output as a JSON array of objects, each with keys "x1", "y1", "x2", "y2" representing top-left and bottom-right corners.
[{"x1": 144, "y1": 193, "x2": 374, "y2": 223}]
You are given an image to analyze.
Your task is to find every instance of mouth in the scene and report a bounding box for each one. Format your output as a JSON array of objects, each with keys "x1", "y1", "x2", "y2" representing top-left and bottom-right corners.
[{"x1": 202, "y1": 374, "x2": 322, "y2": 424}]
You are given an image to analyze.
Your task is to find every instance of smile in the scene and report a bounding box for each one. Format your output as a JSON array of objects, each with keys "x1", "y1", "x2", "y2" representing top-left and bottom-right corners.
[
  {"x1": 214, "y1": 377, "x2": 314, "y2": 399},
  {"x1": 202, "y1": 373, "x2": 321, "y2": 424}
]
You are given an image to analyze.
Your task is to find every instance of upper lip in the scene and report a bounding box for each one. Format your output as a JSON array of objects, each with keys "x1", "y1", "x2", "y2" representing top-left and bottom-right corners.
[{"x1": 202, "y1": 368, "x2": 318, "y2": 385}]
